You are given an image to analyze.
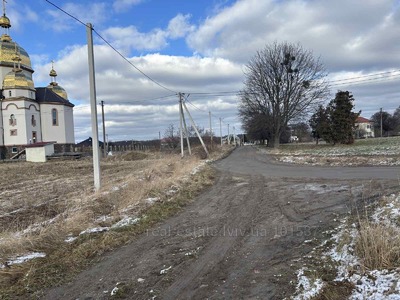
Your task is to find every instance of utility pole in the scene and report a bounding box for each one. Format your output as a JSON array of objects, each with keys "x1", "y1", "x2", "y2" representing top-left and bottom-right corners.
[
  {"x1": 181, "y1": 105, "x2": 192, "y2": 156},
  {"x1": 380, "y1": 107, "x2": 383, "y2": 138},
  {"x1": 182, "y1": 102, "x2": 209, "y2": 157},
  {"x1": 233, "y1": 126, "x2": 236, "y2": 146},
  {"x1": 209, "y1": 111, "x2": 213, "y2": 149},
  {"x1": 100, "y1": 100, "x2": 106, "y2": 157},
  {"x1": 219, "y1": 118, "x2": 222, "y2": 146},
  {"x1": 106, "y1": 134, "x2": 109, "y2": 154},
  {"x1": 227, "y1": 123, "x2": 230, "y2": 145},
  {"x1": 87, "y1": 23, "x2": 101, "y2": 191},
  {"x1": 179, "y1": 93, "x2": 184, "y2": 158}
]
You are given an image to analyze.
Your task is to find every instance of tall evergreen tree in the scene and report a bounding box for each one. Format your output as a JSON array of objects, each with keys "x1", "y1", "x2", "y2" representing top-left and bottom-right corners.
[
  {"x1": 325, "y1": 91, "x2": 359, "y2": 144},
  {"x1": 309, "y1": 91, "x2": 360, "y2": 145}
]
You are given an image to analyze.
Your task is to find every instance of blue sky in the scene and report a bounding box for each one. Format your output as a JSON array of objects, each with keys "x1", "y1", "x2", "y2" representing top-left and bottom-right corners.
[{"x1": 5, "y1": 0, "x2": 400, "y2": 142}]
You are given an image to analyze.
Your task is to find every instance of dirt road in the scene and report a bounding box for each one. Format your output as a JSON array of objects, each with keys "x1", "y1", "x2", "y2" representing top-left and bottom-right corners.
[{"x1": 42, "y1": 147, "x2": 400, "y2": 299}]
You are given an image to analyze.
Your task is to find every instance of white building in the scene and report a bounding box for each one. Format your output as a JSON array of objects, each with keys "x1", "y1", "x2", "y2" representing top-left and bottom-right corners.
[
  {"x1": 355, "y1": 116, "x2": 374, "y2": 138},
  {"x1": 0, "y1": 5, "x2": 75, "y2": 158}
]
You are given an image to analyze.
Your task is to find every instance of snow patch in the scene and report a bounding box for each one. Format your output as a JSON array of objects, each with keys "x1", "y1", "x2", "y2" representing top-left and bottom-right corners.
[
  {"x1": 145, "y1": 197, "x2": 160, "y2": 204},
  {"x1": 111, "y1": 217, "x2": 141, "y2": 228},
  {"x1": 292, "y1": 268, "x2": 324, "y2": 300},
  {"x1": 160, "y1": 265, "x2": 172, "y2": 275},
  {"x1": 1, "y1": 252, "x2": 46, "y2": 268},
  {"x1": 79, "y1": 227, "x2": 110, "y2": 235}
]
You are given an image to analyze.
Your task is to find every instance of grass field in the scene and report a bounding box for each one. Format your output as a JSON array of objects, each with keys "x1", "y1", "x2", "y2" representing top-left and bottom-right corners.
[
  {"x1": 269, "y1": 136, "x2": 400, "y2": 166},
  {"x1": 0, "y1": 148, "x2": 225, "y2": 298}
]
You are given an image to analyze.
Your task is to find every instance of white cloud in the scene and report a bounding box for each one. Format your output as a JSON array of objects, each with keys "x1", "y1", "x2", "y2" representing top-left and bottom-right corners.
[
  {"x1": 113, "y1": 0, "x2": 144, "y2": 13},
  {"x1": 101, "y1": 13, "x2": 194, "y2": 53},
  {"x1": 29, "y1": 0, "x2": 400, "y2": 141},
  {"x1": 167, "y1": 14, "x2": 195, "y2": 39},
  {"x1": 187, "y1": 0, "x2": 400, "y2": 72},
  {"x1": 7, "y1": 4, "x2": 39, "y2": 31},
  {"x1": 45, "y1": 2, "x2": 108, "y2": 32},
  {"x1": 32, "y1": 44, "x2": 243, "y2": 141},
  {"x1": 101, "y1": 26, "x2": 168, "y2": 52}
]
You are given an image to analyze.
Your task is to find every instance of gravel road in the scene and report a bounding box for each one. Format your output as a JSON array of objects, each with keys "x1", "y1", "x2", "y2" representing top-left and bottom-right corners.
[{"x1": 42, "y1": 147, "x2": 400, "y2": 300}]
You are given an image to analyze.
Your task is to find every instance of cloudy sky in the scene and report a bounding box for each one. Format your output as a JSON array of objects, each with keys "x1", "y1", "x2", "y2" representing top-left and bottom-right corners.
[{"x1": 6, "y1": 0, "x2": 400, "y2": 142}]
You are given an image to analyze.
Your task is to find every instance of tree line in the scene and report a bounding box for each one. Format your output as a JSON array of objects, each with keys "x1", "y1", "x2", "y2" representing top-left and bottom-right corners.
[{"x1": 238, "y1": 41, "x2": 399, "y2": 147}]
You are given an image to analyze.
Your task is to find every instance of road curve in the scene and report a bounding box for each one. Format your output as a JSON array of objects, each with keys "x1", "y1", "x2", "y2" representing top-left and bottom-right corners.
[
  {"x1": 214, "y1": 146, "x2": 400, "y2": 180},
  {"x1": 41, "y1": 146, "x2": 400, "y2": 300}
]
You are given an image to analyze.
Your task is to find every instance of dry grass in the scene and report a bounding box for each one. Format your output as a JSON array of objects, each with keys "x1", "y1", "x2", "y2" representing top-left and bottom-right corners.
[
  {"x1": 312, "y1": 281, "x2": 354, "y2": 300},
  {"x1": 0, "y1": 146, "x2": 227, "y2": 298},
  {"x1": 355, "y1": 222, "x2": 400, "y2": 271}
]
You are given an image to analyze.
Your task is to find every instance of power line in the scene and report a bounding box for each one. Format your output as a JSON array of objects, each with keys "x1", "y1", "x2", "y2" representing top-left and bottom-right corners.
[
  {"x1": 44, "y1": 0, "x2": 87, "y2": 27},
  {"x1": 328, "y1": 69, "x2": 400, "y2": 83},
  {"x1": 93, "y1": 29, "x2": 177, "y2": 94},
  {"x1": 330, "y1": 73, "x2": 400, "y2": 87},
  {"x1": 44, "y1": 0, "x2": 177, "y2": 95}
]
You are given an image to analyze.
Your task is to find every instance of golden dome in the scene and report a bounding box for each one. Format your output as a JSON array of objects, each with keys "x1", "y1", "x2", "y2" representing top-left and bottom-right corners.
[
  {"x1": 49, "y1": 68, "x2": 57, "y2": 77},
  {"x1": 3, "y1": 70, "x2": 34, "y2": 89},
  {"x1": 0, "y1": 40, "x2": 32, "y2": 69},
  {"x1": 0, "y1": 15, "x2": 10, "y2": 28},
  {"x1": 47, "y1": 82, "x2": 68, "y2": 100}
]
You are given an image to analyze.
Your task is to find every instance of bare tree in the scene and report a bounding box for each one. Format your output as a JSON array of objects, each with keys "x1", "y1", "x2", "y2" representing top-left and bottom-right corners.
[
  {"x1": 239, "y1": 41, "x2": 329, "y2": 148},
  {"x1": 163, "y1": 124, "x2": 179, "y2": 149}
]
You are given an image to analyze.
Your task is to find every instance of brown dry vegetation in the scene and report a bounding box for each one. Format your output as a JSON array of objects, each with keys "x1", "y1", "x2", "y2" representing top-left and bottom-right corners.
[
  {"x1": 355, "y1": 221, "x2": 400, "y2": 271},
  {"x1": 0, "y1": 146, "x2": 230, "y2": 299}
]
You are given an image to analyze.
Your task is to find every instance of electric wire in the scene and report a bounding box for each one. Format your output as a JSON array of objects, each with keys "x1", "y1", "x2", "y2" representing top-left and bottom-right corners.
[
  {"x1": 44, "y1": 0, "x2": 177, "y2": 95},
  {"x1": 43, "y1": 0, "x2": 399, "y2": 136}
]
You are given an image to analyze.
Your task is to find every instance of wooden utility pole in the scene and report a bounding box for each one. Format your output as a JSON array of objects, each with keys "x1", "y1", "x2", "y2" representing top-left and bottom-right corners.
[
  {"x1": 87, "y1": 23, "x2": 101, "y2": 191},
  {"x1": 100, "y1": 100, "x2": 106, "y2": 157}
]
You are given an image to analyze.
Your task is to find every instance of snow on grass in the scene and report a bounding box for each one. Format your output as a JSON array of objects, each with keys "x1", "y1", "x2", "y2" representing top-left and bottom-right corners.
[
  {"x1": 145, "y1": 197, "x2": 160, "y2": 204},
  {"x1": 292, "y1": 268, "x2": 324, "y2": 300},
  {"x1": 0, "y1": 252, "x2": 46, "y2": 268},
  {"x1": 111, "y1": 217, "x2": 141, "y2": 229},
  {"x1": 372, "y1": 194, "x2": 400, "y2": 227},
  {"x1": 292, "y1": 193, "x2": 400, "y2": 299},
  {"x1": 271, "y1": 137, "x2": 400, "y2": 166},
  {"x1": 79, "y1": 227, "x2": 110, "y2": 235}
]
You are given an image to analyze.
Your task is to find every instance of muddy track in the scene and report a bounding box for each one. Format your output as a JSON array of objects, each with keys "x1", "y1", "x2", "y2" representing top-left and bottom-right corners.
[{"x1": 42, "y1": 147, "x2": 400, "y2": 300}]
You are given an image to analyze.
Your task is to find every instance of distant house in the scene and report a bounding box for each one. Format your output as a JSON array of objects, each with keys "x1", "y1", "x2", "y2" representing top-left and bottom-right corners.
[{"x1": 355, "y1": 116, "x2": 374, "y2": 138}]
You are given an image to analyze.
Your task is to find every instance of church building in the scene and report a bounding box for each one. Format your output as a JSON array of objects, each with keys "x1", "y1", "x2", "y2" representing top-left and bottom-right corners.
[{"x1": 0, "y1": 3, "x2": 75, "y2": 158}]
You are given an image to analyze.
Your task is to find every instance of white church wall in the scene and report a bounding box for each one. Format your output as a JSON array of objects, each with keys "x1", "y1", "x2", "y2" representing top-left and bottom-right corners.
[
  {"x1": 25, "y1": 103, "x2": 42, "y2": 143},
  {"x1": 2, "y1": 102, "x2": 28, "y2": 145},
  {"x1": 41, "y1": 103, "x2": 68, "y2": 143},
  {"x1": 9, "y1": 89, "x2": 33, "y2": 99},
  {"x1": 64, "y1": 106, "x2": 75, "y2": 144}
]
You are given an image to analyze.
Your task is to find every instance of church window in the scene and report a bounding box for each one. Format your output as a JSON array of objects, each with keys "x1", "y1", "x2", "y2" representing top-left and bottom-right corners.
[
  {"x1": 10, "y1": 129, "x2": 17, "y2": 136},
  {"x1": 9, "y1": 114, "x2": 16, "y2": 126},
  {"x1": 8, "y1": 91, "x2": 11, "y2": 97},
  {"x1": 52, "y1": 108, "x2": 58, "y2": 126},
  {"x1": 31, "y1": 115, "x2": 36, "y2": 127}
]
